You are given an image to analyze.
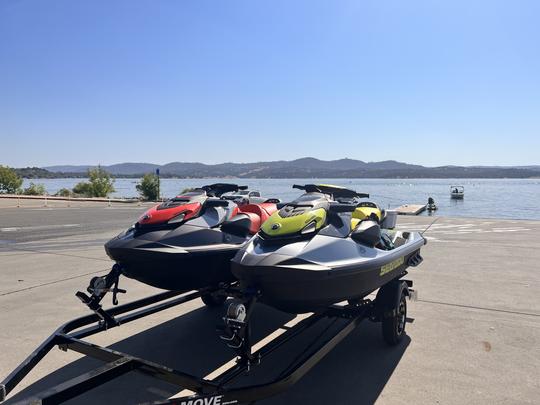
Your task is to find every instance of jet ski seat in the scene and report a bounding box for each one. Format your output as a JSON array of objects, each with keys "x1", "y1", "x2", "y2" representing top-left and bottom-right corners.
[
  {"x1": 351, "y1": 218, "x2": 396, "y2": 250},
  {"x1": 233, "y1": 203, "x2": 279, "y2": 235},
  {"x1": 351, "y1": 220, "x2": 381, "y2": 247},
  {"x1": 239, "y1": 203, "x2": 276, "y2": 221}
]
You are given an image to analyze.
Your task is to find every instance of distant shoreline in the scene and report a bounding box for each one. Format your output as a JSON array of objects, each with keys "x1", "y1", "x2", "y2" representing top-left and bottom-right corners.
[
  {"x1": 18, "y1": 175, "x2": 540, "y2": 180},
  {"x1": 14, "y1": 158, "x2": 540, "y2": 179}
]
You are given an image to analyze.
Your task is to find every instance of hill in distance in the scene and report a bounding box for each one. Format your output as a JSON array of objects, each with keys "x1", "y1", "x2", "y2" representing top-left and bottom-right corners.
[{"x1": 37, "y1": 158, "x2": 540, "y2": 179}]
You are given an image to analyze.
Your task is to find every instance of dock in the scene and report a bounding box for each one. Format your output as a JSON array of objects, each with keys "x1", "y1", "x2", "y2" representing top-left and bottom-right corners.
[
  {"x1": 0, "y1": 205, "x2": 539, "y2": 404},
  {"x1": 394, "y1": 204, "x2": 427, "y2": 215}
]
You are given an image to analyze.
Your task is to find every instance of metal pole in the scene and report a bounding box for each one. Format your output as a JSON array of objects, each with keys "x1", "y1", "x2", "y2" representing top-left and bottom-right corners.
[{"x1": 156, "y1": 168, "x2": 160, "y2": 202}]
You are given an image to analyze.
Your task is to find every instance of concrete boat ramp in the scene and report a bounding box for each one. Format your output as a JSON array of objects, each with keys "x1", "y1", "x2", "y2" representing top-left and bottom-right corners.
[{"x1": 0, "y1": 204, "x2": 538, "y2": 404}]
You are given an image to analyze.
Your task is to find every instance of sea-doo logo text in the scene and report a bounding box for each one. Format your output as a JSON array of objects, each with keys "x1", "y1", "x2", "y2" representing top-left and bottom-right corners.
[
  {"x1": 380, "y1": 257, "x2": 405, "y2": 276},
  {"x1": 175, "y1": 395, "x2": 228, "y2": 405},
  {"x1": 271, "y1": 223, "x2": 281, "y2": 230}
]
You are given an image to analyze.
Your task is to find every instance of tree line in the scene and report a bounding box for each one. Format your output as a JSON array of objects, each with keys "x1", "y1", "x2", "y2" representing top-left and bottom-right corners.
[{"x1": 0, "y1": 166, "x2": 160, "y2": 200}]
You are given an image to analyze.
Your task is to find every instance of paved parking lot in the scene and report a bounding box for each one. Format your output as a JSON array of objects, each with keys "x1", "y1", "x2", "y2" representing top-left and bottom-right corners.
[{"x1": 0, "y1": 204, "x2": 538, "y2": 404}]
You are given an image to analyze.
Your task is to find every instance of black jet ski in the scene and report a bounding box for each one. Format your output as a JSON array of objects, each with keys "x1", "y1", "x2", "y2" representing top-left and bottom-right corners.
[
  {"x1": 105, "y1": 183, "x2": 278, "y2": 294},
  {"x1": 231, "y1": 184, "x2": 426, "y2": 313}
]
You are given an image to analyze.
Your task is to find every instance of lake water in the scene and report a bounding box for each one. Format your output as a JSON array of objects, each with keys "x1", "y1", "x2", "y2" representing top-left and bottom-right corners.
[{"x1": 22, "y1": 178, "x2": 540, "y2": 220}]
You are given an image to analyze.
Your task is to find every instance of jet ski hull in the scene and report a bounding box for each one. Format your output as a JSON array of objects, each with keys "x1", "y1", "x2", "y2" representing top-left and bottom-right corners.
[
  {"x1": 105, "y1": 223, "x2": 246, "y2": 291},
  {"x1": 231, "y1": 232, "x2": 425, "y2": 313},
  {"x1": 108, "y1": 246, "x2": 238, "y2": 291}
]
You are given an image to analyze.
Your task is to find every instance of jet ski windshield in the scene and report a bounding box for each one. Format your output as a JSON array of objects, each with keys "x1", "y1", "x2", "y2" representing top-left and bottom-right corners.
[{"x1": 290, "y1": 193, "x2": 326, "y2": 204}]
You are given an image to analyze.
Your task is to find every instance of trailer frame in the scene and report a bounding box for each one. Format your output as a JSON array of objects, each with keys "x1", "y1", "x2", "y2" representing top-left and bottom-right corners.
[{"x1": 1, "y1": 272, "x2": 414, "y2": 405}]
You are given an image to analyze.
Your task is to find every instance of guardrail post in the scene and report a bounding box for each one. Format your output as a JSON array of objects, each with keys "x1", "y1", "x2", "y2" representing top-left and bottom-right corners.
[{"x1": 44, "y1": 195, "x2": 48, "y2": 208}]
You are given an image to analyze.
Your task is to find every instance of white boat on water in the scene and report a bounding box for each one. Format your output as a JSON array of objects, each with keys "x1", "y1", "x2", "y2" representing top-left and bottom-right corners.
[{"x1": 450, "y1": 185, "x2": 464, "y2": 199}]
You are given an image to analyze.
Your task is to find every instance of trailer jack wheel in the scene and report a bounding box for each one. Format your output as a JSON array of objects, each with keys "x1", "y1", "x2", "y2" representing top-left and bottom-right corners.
[
  {"x1": 382, "y1": 285, "x2": 407, "y2": 346},
  {"x1": 218, "y1": 298, "x2": 260, "y2": 370}
]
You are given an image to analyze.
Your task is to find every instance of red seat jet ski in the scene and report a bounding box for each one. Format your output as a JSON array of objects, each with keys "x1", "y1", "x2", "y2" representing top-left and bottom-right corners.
[{"x1": 104, "y1": 184, "x2": 278, "y2": 296}]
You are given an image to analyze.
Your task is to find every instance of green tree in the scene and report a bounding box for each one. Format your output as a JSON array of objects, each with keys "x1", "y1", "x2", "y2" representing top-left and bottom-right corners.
[
  {"x1": 0, "y1": 165, "x2": 23, "y2": 194},
  {"x1": 71, "y1": 166, "x2": 115, "y2": 197},
  {"x1": 54, "y1": 188, "x2": 72, "y2": 197},
  {"x1": 88, "y1": 166, "x2": 115, "y2": 197},
  {"x1": 136, "y1": 173, "x2": 160, "y2": 201},
  {"x1": 23, "y1": 182, "x2": 47, "y2": 195},
  {"x1": 72, "y1": 181, "x2": 92, "y2": 197}
]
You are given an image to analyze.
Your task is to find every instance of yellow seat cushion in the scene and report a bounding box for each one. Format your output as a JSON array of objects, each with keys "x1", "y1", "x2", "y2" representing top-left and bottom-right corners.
[{"x1": 351, "y1": 206, "x2": 382, "y2": 229}]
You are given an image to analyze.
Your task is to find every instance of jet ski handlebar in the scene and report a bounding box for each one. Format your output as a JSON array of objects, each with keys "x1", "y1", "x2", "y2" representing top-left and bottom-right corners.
[
  {"x1": 205, "y1": 199, "x2": 230, "y2": 208},
  {"x1": 292, "y1": 184, "x2": 369, "y2": 199},
  {"x1": 328, "y1": 203, "x2": 357, "y2": 213},
  {"x1": 202, "y1": 183, "x2": 248, "y2": 197}
]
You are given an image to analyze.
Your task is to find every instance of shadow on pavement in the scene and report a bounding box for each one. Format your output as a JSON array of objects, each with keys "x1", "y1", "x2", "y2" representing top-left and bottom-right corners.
[{"x1": 6, "y1": 303, "x2": 409, "y2": 405}]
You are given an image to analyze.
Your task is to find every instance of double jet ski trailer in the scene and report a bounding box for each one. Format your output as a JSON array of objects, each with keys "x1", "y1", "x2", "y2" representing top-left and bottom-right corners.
[{"x1": 0, "y1": 270, "x2": 420, "y2": 405}]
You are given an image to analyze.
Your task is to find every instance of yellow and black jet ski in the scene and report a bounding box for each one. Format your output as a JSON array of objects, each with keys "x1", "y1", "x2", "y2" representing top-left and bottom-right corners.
[{"x1": 231, "y1": 184, "x2": 426, "y2": 313}]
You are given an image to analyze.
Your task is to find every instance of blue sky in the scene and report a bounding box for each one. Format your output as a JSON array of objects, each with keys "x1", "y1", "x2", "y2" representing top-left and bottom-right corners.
[{"x1": 1, "y1": 0, "x2": 539, "y2": 167}]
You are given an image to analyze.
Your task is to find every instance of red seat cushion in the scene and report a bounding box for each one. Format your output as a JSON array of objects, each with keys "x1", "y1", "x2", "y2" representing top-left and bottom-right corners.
[
  {"x1": 239, "y1": 212, "x2": 261, "y2": 234},
  {"x1": 238, "y1": 203, "x2": 277, "y2": 232}
]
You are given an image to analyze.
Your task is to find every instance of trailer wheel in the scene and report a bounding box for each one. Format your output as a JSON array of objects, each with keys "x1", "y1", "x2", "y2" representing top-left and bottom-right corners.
[
  {"x1": 381, "y1": 284, "x2": 407, "y2": 346},
  {"x1": 201, "y1": 291, "x2": 227, "y2": 307}
]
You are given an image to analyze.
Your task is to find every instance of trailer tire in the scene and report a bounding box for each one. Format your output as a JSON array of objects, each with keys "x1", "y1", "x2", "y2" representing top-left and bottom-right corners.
[
  {"x1": 201, "y1": 291, "x2": 227, "y2": 307},
  {"x1": 380, "y1": 282, "x2": 407, "y2": 346}
]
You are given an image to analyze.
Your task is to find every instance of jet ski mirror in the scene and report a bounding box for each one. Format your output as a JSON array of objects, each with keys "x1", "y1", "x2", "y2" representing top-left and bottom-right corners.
[
  {"x1": 351, "y1": 220, "x2": 381, "y2": 247},
  {"x1": 221, "y1": 214, "x2": 252, "y2": 237}
]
